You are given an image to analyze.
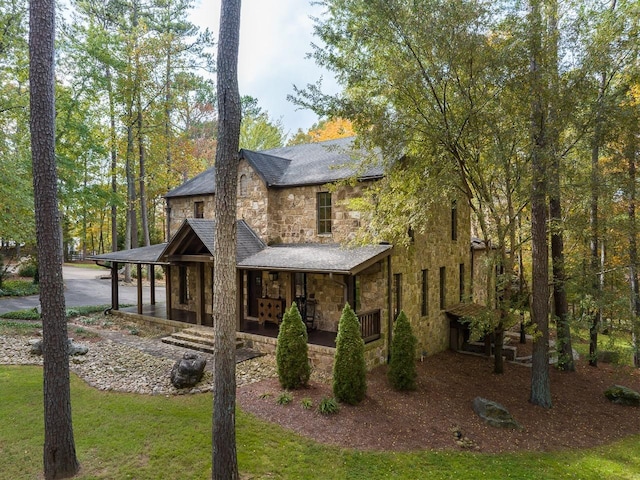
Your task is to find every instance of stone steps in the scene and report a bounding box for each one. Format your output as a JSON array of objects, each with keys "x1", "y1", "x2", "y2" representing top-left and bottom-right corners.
[{"x1": 161, "y1": 327, "x2": 244, "y2": 355}]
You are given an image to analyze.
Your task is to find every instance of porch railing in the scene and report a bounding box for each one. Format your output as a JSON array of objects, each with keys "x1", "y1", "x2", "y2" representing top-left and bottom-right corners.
[{"x1": 358, "y1": 309, "x2": 381, "y2": 343}]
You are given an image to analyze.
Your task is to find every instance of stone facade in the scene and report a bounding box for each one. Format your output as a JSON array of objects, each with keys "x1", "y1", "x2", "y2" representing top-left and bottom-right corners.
[{"x1": 162, "y1": 148, "x2": 473, "y2": 369}]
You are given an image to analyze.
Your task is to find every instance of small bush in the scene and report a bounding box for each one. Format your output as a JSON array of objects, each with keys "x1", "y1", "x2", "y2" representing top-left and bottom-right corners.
[
  {"x1": 18, "y1": 261, "x2": 38, "y2": 278},
  {"x1": 301, "y1": 398, "x2": 313, "y2": 410},
  {"x1": 318, "y1": 397, "x2": 339, "y2": 415},
  {"x1": 276, "y1": 391, "x2": 293, "y2": 405},
  {"x1": 333, "y1": 303, "x2": 367, "y2": 405},
  {"x1": 388, "y1": 310, "x2": 418, "y2": 391},
  {"x1": 276, "y1": 303, "x2": 311, "y2": 389}
]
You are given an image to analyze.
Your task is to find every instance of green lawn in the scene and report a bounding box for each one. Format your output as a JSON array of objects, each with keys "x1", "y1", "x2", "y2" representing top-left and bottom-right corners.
[{"x1": 1, "y1": 366, "x2": 639, "y2": 479}]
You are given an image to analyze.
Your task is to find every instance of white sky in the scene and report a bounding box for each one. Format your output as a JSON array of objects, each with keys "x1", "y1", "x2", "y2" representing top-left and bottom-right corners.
[{"x1": 190, "y1": 0, "x2": 339, "y2": 135}]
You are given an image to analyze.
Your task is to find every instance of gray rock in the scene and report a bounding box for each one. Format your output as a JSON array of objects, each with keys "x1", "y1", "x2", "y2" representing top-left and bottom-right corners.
[
  {"x1": 604, "y1": 385, "x2": 640, "y2": 406},
  {"x1": 28, "y1": 338, "x2": 88, "y2": 356},
  {"x1": 170, "y1": 352, "x2": 207, "y2": 389},
  {"x1": 472, "y1": 397, "x2": 522, "y2": 430}
]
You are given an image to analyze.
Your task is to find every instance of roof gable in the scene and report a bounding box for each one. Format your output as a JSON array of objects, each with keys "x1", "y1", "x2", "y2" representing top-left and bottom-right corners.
[{"x1": 160, "y1": 218, "x2": 266, "y2": 262}]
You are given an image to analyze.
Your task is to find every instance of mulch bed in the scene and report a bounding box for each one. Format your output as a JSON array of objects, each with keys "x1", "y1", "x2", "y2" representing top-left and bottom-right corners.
[{"x1": 237, "y1": 350, "x2": 640, "y2": 453}]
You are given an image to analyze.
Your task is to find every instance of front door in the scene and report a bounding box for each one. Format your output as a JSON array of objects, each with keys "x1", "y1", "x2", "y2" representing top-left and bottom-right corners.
[{"x1": 247, "y1": 271, "x2": 262, "y2": 318}]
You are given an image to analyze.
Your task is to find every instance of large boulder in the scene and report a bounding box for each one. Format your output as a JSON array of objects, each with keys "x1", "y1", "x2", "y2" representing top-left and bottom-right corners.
[
  {"x1": 604, "y1": 385, "x2": 640, "y2": 406},
  {"x1": 170, "y1": 352, "x2": 207, "y2": 389},
  {"x1": 472, "y1": 397, "x2": 522, "y2": 430},
  {"x1": 29, "y1": 338, "x2": 88, "y2": 356}
]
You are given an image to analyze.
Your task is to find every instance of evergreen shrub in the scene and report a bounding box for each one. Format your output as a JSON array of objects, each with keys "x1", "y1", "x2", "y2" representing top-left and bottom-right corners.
[
  {"x1": 276, "y1": 302, "x2": 310, "y2": 389},
  {"x1": 388, "y1": 310, "x2": 418, "y2": 391},
  {"x1": 332, "y1": 303, "x2": 367, "y2": 404}
]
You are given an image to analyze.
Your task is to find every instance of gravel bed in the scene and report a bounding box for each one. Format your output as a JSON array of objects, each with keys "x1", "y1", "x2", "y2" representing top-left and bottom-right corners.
[{"x1": 0, "y1": 330, "x2": 330, "y2": 395}]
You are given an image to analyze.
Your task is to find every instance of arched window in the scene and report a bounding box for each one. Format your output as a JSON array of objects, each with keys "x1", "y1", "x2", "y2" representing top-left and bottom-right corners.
[{"x1": 239, "y1": 174, "x2": 248, "y2": 197}]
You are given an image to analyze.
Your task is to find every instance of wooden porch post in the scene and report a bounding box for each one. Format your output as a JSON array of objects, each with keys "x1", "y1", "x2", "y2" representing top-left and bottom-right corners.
[
  {"x1": 237, "y1": 269, "x2": 243, "y2": 331},
  {"x1": 150, "y1": 264, "x2": 156, "y2": 305},
  {"x1": 111, "y1": 261, "x2": 119, "y2": 311},
  {"x1": 165, "y1": 265, "x2": 172, "y2": 320},
  {"x1": 136, "y1": 263, "x2": 143, "y2": 315},
  {"x1": 196, "y1": 262, "x2": 205, "y2": 325}
]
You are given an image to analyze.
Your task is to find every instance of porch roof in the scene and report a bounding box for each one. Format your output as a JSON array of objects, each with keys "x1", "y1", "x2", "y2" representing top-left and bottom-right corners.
[
  {"x1": 89, "y1": 243, "x2": 169, "y2": 265},
  {"x1": 237, "y1": 243, "x2": 393, "y2": 275}
]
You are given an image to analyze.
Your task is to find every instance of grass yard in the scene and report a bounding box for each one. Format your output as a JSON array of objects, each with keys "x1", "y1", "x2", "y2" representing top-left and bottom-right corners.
[{"x1": 1, "y1": 366, "x2": 639, "y2": 479}]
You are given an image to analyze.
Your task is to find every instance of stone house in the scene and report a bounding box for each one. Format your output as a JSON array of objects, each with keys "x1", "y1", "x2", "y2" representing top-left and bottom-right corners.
[{"x1": 92, "y1": 137, "x2": 472, "y2": 370}]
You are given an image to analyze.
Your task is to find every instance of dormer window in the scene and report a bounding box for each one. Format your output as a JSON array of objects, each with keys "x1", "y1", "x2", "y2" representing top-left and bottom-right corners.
[
  {"x1": 317, "y1": 192, "x2": 332, "y2": 235},
  {"x1": 194, "y1": 201, "x2": 204, "y2": 218}
]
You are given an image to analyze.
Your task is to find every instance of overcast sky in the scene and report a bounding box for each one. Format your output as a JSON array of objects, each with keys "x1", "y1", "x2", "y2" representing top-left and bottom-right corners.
[{"x1": 190, "y1": 0, "x2": 339, "y2": 136}]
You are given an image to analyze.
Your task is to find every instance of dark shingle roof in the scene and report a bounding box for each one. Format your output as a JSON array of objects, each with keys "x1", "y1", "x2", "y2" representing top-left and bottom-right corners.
[
  {"x1": 89, "y1": 243, "x2": 169, "y2": 264},
  {"x1": 242, "y1": 137, "x2": 384, "y2": 187},
  {"x1": 164, "y1": 167, "x2": 216, "y2": 198},
  {"x1": 238, "y1": 243, "x2": 392, "y2": 275},
  {"x1": 165, "y1": 137, "x2": 384, "y2": 199}
]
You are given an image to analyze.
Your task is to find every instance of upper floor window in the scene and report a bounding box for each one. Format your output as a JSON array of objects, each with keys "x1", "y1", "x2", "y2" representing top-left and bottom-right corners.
[
  {"x1": 393, "y1": 273, "x2": 402, "y2": 319},
  {"x1": 194, "y1": 201, "x2": 204, "y2": 219},
  {"x1": 439, "y1": 266, "x2": 446, "y2": 310},
  {"x1": 459, "y1": 263, "x2": 465, "y2": 302},
  {"x1": 317, "y1": 192, "x2": 332, "y2": 235},
  {"x1": 239, "y1": 174, "x2": 248, "y2": 197},
  {"x1": 451, "y1": 200, "x2": 458, "y2": 241},
  {"x1": 421, "y1": 269, "x2": 429, "y2": 316}
]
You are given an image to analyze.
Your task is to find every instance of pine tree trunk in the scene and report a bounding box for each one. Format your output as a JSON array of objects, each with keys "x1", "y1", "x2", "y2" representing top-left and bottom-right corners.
[
  {"x1": 212, "y1": 1, "x2": 241, "y2": 479},
  {"x1": 528, "y1": 0, "x2": 551, "y2": 408},
  {"x1": 29, "y1": 0, "x2": 80, "y2": 477},
  {"x1": 627, "y1": 130, "x2": 640, "y2": 367}
]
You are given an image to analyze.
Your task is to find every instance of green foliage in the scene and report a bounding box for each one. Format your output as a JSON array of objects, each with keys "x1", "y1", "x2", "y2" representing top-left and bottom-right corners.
[
  {"x1": 0, "y1": 280, "x2": 39, "y2": 297},
  {"x1": 276, "y1": 303, "x2": 311, "y2": 389},
  {"x1": 333, "y1": 303, "x2": 367, "y2": 405},
  {"x1": 301, "y1": 397, "x2": 313, "y2": 410},
  {"x1": 17, "y1": 259, "x2": 38, "y2": 279},
  {"x1": 317, "y1": 397, "x2": 339, "y2": 415},
  {"x1": 276, "y1": 391, "x2": 293, "y2": 405},
  {"x1": 0, "y1": 308, "x2": 40, "y2": 320},
  {"x1": 388, "y1": 310, "x2": 418, "y2": 391}
]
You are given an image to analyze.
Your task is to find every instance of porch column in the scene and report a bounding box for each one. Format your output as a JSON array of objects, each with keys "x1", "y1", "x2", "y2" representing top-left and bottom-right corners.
[
  {"x1": 236, "y1": 269, "x2": 243, "y2": 331},
  {"x1": 196, "y1": 262, "x2": 205, "y2": 325},
  {"x1": 165, "y1": 265, "x2": 172, "y2": 320},
  {"x1": 137, "y1": 263, "x2": 143, "y2": 315},
  {"x1": 150, "y1": 264, "x2": 156, "y2": 305},
  {"x1": 111, "y1": 262, "x2": 119, "y2": 311}
]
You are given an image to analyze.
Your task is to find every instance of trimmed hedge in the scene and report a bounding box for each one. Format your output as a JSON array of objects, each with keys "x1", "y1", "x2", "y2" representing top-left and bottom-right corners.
[
  {"x1": 388, "y1": 310, "x2": 418, "y2": 391},
  {"x1": 333, "y1": 303, "x2": 367, "y2": 405},
  {"x1": 276, "y1": 302, "x2": 311, "y2": 389}
]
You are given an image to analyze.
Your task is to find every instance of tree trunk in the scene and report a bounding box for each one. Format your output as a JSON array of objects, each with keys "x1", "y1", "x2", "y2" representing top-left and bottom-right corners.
[
  {"x1": 547, "y1": 0, "x2": 574, "y2": 372},
  {"x1": 29, "y1": 0, "x2": 80, "y2": 477},
  {"x1": 212, "y1": 1, "x2": 242, "y2": 479},
  {"x1": 627, "y1": 127, "x2": 640, "y2": 367},
  {"x1": 528, "y1": 0, "x2": 551, "y2": 408},
  {"x1": 108, "y1": 64, "x2": 118, "y2": 254}
]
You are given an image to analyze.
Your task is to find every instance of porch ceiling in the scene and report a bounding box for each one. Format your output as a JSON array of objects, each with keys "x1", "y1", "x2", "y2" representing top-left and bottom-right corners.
[{"x1": 237, "y1": 243, "x2": 393, "y2": 275}]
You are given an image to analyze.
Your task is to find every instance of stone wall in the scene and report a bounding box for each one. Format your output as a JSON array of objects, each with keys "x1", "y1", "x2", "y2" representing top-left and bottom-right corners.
[
  {"x1": 166, "y1": 195, "x2": 215, "y2": 240},
  {"x1": 389, "y1": 197, "x2": 471, "y2": 357},
  {"x1": 266, "y1": 183, "x2": 368, "y2": 245},
  {"x1": 237, "y1": 159, "x2": 270, "y2": 240}
]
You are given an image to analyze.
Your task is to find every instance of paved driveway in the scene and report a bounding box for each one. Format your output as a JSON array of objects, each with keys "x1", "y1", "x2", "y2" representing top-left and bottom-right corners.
[{"x1": 0, "y1": 265, "x2": 165, "y2": 314}]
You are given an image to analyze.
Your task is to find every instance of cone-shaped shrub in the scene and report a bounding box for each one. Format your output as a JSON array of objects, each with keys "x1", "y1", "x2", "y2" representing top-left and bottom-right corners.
[
  {"x1": 276, "y1": 302, "x2": 310, "y2": 389},
  {"x1": 333, "y1": 303, "x2": 367, "y2": 404},
  {"x1": 388, "y1": 310, "x2": 418, "y2": 391}
]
